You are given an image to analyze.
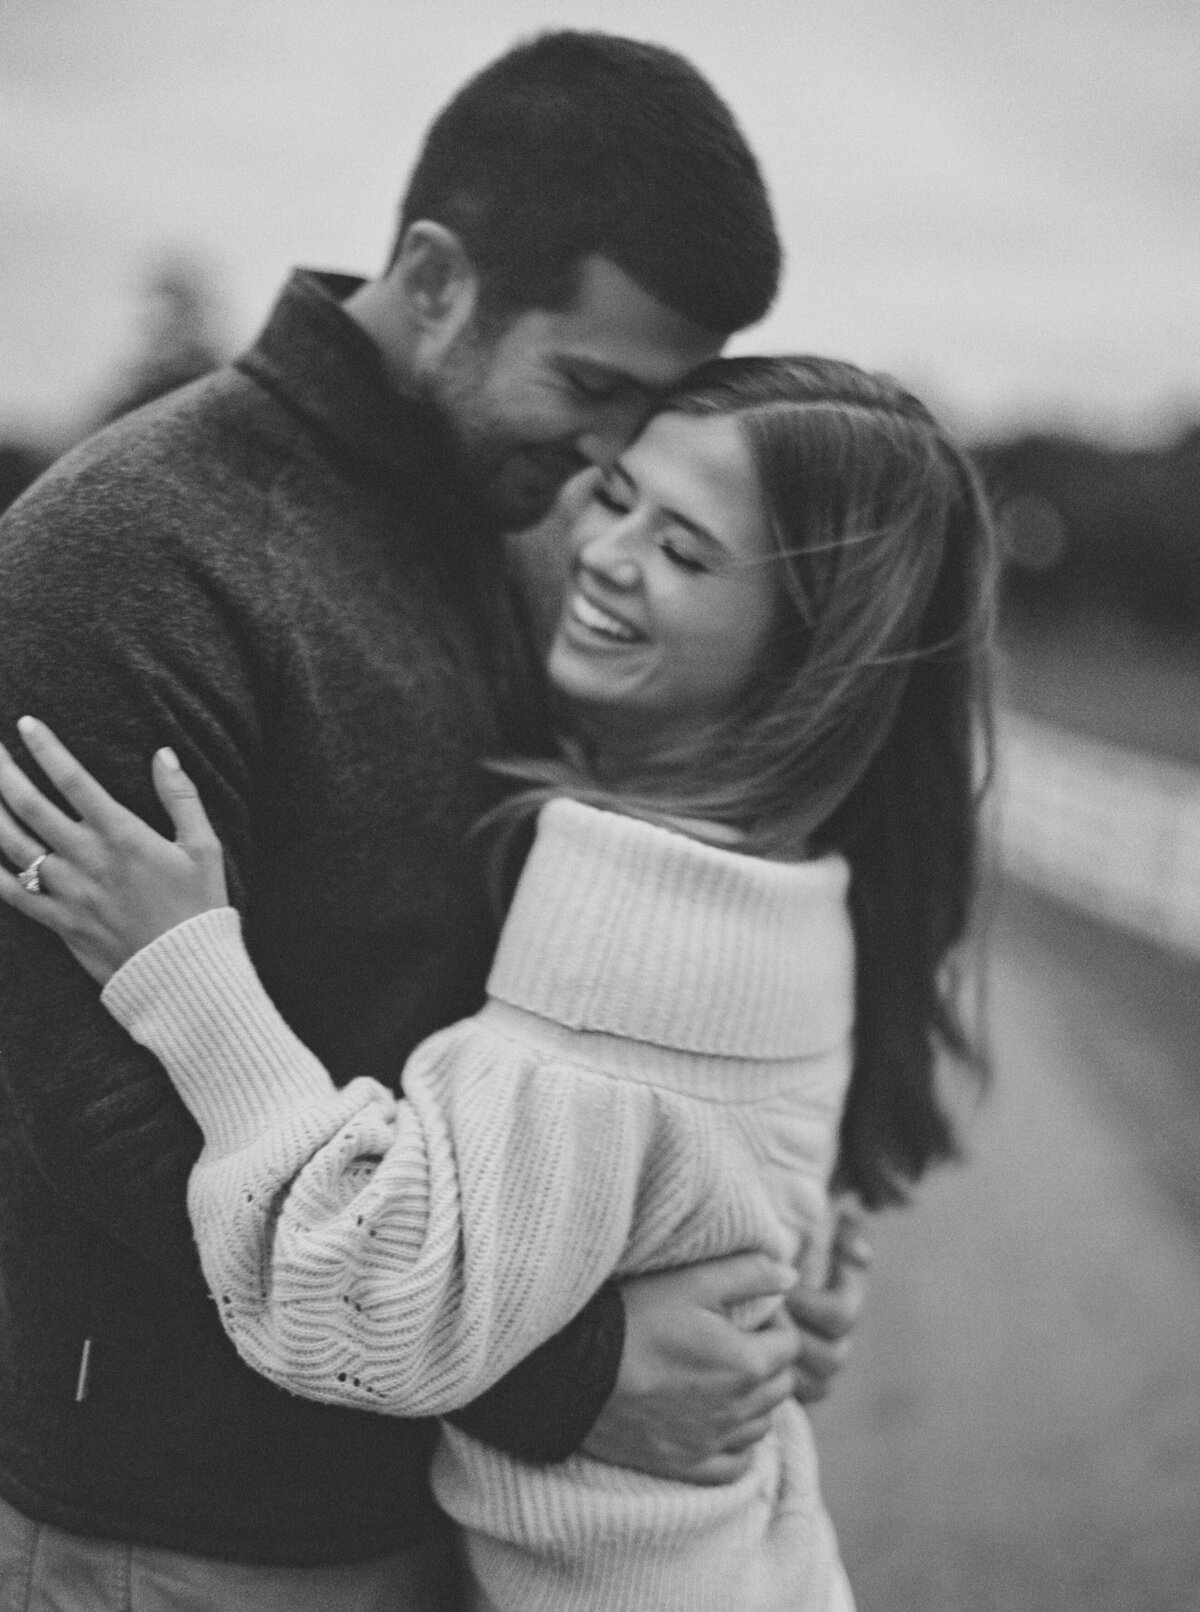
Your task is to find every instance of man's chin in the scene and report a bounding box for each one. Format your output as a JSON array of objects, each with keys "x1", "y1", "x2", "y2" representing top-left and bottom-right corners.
[{"x1": 483, "y1": 466, "x2": 571, "y2": 533}]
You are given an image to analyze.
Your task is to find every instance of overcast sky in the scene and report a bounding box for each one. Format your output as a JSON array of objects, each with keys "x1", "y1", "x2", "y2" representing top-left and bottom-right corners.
[{"x1": 1, "y1": 0, "x2": 1196, "y2": 444}]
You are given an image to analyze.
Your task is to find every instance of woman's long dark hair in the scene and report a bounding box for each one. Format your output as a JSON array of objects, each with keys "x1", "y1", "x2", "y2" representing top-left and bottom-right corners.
[{"x1": 490, "y1": 356, "x2": 997, "y2": 1210}]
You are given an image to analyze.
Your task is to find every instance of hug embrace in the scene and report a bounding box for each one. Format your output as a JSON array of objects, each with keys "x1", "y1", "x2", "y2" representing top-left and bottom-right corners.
[{"x1": 0, "y1": 30, "x2": 994, "y2": 1612}]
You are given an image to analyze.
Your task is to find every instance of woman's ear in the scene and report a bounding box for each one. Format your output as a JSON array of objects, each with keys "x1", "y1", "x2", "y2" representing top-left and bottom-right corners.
[{"x1": 391, "y1": 220, "x2": 479, "y2": 362}]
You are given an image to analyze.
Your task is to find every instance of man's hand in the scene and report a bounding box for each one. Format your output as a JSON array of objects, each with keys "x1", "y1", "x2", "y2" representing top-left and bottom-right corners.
[
  {"x1": 787, "y1": 1202, "x2": 874, "y2": 1405},
  {"x1": 582, "y1": 1253, "x2": 802, "y2": 1486}
]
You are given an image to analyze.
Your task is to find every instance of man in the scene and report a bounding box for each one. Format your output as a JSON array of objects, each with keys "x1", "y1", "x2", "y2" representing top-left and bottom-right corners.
[{"x1": 0, "y1": 31, "x2": 868, "y2": 1609}]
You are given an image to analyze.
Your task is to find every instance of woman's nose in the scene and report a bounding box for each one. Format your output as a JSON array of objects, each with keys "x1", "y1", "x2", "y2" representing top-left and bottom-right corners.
[{"x1": 578, "y1": 528, "x2": 642, "y2": 590}]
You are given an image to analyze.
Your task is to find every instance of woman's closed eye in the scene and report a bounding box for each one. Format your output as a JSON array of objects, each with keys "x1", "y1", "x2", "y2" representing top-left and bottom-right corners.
[
  {"x1": 659, "y1": 536, "x2": 710, "y2": 575},
  {"x1": 591, "y1": 478, "x2": 632, "y2": 516}
]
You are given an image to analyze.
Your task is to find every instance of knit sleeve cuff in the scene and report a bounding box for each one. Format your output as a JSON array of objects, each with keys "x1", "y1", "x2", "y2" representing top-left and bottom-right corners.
[
  {"x1": 445, "y1": 1280, "x2": 626, "y2": 1463},
  {"x1": 101, "y1": 907, "x2": 339, "y2": 1156}
]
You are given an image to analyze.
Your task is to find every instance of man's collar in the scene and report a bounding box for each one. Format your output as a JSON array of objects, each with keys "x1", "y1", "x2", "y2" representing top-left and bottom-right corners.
[{"x1": 236, "y1": 269, "x2": 458, "y2": 500}]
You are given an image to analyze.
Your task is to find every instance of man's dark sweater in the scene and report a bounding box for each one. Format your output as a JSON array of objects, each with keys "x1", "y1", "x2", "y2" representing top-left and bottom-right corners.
[{"x1": 0, "y1": 271, "x2": 623, "y2": 1565}]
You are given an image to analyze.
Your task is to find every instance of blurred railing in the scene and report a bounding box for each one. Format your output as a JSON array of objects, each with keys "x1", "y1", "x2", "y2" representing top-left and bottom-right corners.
[{"x1": 994, "y1": 711, "x2": 1200, "y2": 959}]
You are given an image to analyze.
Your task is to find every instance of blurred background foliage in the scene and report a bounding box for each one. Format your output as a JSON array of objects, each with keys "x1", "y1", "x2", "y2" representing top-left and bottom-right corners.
[
  {"x1": 982, "y1": 422, "x2": 1200, "y2": 766},
  {"x1": 985, "y1": 425, "x2": 1200, "y2": 634},
  {"x1": 0, "y1": 251, "x2": 228, "y2": 515}
]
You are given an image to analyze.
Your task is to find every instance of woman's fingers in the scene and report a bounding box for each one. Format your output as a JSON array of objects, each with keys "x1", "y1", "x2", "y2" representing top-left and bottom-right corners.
[
  {"x1": 0, "y1": 782, "x2": 80, "y2": 934},
  {"x1": 0, "y1": 861, "x2": 41, "y2": 920},
  {"x1": 0, "y1": 791, "x2": 46, "y2": 872},
  {"x1": 15, "y1": 716, "x2": 129, "y2": 833},
  {"x1": 670, "y1": 1449, "x2": 758, "y2": 1487},
  {"x1": 739, "y1": 1364, "x2": 800, "y2": 1423},
  {"x1": 152, "y1": 749, "x2": 220, "y2": 854},
  {"x1": 686, "y1": 1251, "x2": 797, "y2": 1313},
  {"x1": 712, "y1": 1412, "x2": 775, "y2": 1455},
  {"x1": 11, "y1": 721, "x2": 218, "y2": 868},
  {"x1": 0, "y1": 851, "x2": 117, "y2": 985},
  {"x1": 0, "y1": 857, "x2": 70, "y2": 934},
  {"x1": 0, "y1": 739, "x2": 85, "y2": 857}
]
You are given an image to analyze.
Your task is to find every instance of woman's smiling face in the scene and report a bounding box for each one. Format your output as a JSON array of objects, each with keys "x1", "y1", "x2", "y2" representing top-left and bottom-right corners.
[{"x1": 546, "y1": 411, "x2": 781, "y2": 769}]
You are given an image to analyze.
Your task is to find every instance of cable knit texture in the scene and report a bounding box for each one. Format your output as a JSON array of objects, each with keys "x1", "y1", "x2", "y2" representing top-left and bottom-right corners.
[{"x1": 102, "y1": 798, "x2": 857, "y2": 1611}]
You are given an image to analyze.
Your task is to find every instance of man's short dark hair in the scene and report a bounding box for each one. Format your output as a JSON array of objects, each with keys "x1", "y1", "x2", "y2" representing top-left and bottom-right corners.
[{"x1": 393, "y1": 31, "x2": 781, "y2": 336}]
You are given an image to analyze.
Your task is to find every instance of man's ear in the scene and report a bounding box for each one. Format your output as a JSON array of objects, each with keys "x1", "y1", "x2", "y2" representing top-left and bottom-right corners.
[{"x1": 391, "y1": 221, "x2": 479, "y2": 359}]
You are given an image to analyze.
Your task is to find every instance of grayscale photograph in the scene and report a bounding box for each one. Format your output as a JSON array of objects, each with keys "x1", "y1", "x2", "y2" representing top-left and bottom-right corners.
[{"x1": 0, "y1": 4, "x2": 1197, "y2": 1609}]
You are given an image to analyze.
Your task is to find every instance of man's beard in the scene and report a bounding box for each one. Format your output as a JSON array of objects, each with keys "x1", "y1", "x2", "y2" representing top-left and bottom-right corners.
[
  {"x1": 429, "y1": 335, "x2": 588, "y2": 533},
  {"x1": 462, "y1": 443, "x2": 592, "y2": 532}
]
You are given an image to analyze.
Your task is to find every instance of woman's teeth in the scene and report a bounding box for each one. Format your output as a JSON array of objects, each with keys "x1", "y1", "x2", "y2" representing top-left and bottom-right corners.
[{"x1": 571, "y1": 593, "x2": 639, "y2": 642}]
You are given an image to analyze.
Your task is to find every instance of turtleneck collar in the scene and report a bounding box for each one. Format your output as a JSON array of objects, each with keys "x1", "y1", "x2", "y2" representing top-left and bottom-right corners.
[
  {"x1": 487, "y1": 797, "x2": 855, "y2": 1062},
  {"x1": 235, "y1": 269, "x2": 465, "y2": 512}
]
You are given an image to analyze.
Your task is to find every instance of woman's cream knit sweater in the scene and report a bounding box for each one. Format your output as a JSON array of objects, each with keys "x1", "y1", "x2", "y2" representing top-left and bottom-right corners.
[{"x1": 102, "y1": 797, "x2": 857, "y2": 1611}]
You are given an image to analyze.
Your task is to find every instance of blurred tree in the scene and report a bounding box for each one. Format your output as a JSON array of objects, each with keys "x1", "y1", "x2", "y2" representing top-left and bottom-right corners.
[{"x1": 98, "y1": 251, "x2": 228, "y2": 425}]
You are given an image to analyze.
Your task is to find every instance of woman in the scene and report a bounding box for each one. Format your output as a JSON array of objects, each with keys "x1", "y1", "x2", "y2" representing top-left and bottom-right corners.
[{"x1": 0, "y1": 356, "x2": 995, "y2": 1611}]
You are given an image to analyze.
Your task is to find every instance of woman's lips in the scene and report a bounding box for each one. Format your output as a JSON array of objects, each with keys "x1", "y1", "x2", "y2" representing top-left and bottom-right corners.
[{"x1": 567, "y1": 589, "x2": 643, "y2": 643}]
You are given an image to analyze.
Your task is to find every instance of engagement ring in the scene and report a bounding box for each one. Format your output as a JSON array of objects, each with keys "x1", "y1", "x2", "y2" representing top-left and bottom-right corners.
[{"x1": 17, "y1": 852, "x2": 48, "y2": 895}]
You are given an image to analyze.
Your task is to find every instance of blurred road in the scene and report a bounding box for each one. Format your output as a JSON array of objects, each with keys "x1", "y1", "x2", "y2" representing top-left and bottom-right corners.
[{"x1": 813, "y1": 880, "x2": 1200, "y2": 1612}]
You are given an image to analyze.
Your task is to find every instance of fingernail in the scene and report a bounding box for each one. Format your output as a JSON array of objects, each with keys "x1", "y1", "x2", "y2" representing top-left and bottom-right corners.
[{"x1": 157, "y1": 747, "x2": 181, "y2": 770}]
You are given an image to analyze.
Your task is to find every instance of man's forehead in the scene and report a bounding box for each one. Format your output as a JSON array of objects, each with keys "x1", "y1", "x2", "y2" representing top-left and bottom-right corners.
[{"x1": 550, "y1": 255, "x2": 723, "y2": 387}]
